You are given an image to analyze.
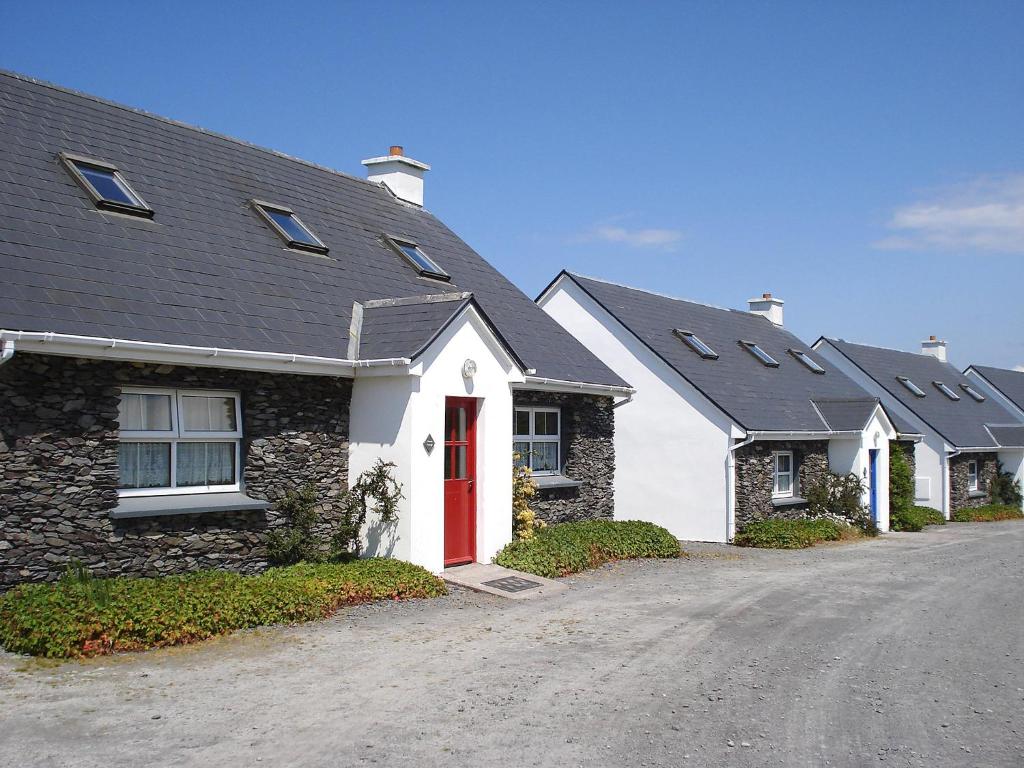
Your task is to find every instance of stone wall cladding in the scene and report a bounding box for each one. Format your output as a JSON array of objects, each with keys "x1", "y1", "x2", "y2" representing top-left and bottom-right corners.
[
  {"x1": 733, "y1": 440, "x2": 830, "y2": 530},
  {"x1": 949, "y1": 452, "x2": 998, "y2": 513},
  {"x1": 512, "y1": 391, "x2": 614, "y2": 525},
  {"x1": 0, "y1": 353, "x2": 351, "y2": 587}
]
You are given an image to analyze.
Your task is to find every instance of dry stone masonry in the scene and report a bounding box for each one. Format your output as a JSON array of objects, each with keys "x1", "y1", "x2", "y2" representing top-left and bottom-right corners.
[
  {"x1": 0, "y1": 353, "x2": 352, "y2": 587},
  {"x1": 513, "y1": 391, "x2": 615, "y2": 525},
  {"x1": 733, "y1": 440, "x2": 830, "y2": 530},
  {"x1": 949, "y1": 451, "x2": 998, "y2": 513}
]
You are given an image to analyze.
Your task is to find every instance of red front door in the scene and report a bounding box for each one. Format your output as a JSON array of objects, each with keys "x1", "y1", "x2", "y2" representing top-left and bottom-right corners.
[{"x1": 443, "y1": 397, "x2": 477, "y2": 566}]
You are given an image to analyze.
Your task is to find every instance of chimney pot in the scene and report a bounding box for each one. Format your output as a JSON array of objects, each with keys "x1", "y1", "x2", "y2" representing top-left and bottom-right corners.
[
  {"x1": 929, "y1": 335, "x2": 937, "y2": 341},
  {"x1": 389, "y1": 145, "x2": 404, "y2": 157},
  {"x1": 763, "y1": 292, "x2": 772, "y2": 299}
]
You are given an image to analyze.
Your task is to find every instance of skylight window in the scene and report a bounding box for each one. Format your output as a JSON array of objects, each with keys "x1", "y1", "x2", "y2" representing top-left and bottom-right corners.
[
  {"x1": 252, "y1": 200, "x2": 328, "y2": 255},
  {"x1": 897, "y1": 376, "x2": 926, "y2": 397},
  {"x1": 60, "y1": 152, "x2": 152, "y2": 217},
  {"x1": 933, "y1": 381, "x2": 961, "y2": 401},
  {"x1": 385, "y1": 236, "x2": 450, "y2": 280},
  {"x1": 673, "y1": 329, "x2": 718, "y2": 359},
  {"x1": 789, "y1": 349, "x2": 825, "y2": 374},
  {"x1": 740, "y1": 341, "x2": 780, "y2": 367},
  {"x1": 960, "y1": 383, "x2": 986, "y2": 402}
]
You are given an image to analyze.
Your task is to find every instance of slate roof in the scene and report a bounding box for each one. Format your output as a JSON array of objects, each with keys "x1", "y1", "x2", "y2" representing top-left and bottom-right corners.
[
  {"x1": 967, "y1": 365, "x2": 1024, "y2": 414},
  {"x1": 0, "y1": 71, "x2": 626, "y2": 388},
  {"x1": 555, "y1": 273, "x2": 884, "y2": 432},
  {"x1": 811, "y1": 399, "x2": 884, "y2": 432},
  {"x1": 819, "y1": 339, "x2": 1023, "y2": 449},
  {"x1": 985, "y1": 425, "x2": 1024, "y2": 449}
]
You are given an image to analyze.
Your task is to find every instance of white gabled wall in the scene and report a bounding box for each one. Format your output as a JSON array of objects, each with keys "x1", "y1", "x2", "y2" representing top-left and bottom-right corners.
[
  {"x1": 539, "y1": 278, "x2": 736, "y2": 542},
  {"x1": 815, "y1": 340, "x2": 952, "y2": 518},
  {"x1": 350, "y1": 306, "x2": 522, "y2": 573},
  {"x1": 996, "y1": 449, "x2": 1024, "y2": 511}
]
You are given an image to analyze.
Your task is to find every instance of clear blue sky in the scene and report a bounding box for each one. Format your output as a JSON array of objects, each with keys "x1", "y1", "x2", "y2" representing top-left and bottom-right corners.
[{"x1": 3, "y1": 1, "x2": 1021, "y2": 369}]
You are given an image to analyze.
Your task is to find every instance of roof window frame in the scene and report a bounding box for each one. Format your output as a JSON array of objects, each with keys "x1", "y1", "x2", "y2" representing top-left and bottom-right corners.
[
  {"x1": 933, "y1": 381, "x2": 961, "y2": 401},
  {"x1": 896, "y1": 376, "x2": 927, "y2": 397},
  {"x1": 384, "y1": 234, "x2": 450, "y2": 281},
  {"x1": 251, "y1": 199, "x2": 329, "y2": 255},
  {"x1": 789, "y1": 349, "x2": 826, "y2": 374},
  {"x1": 740, "y1": 340, "x2": 780, "y2": 368},
  {"x1": 59, "y1": 152, "x2": 153, "y2": 218},
  {"x1": 959, "y1": 383, "x2": 986, "y2": 402},
  {"x1": 672, "y1": 329, "x2": 718, "y2": 359}
]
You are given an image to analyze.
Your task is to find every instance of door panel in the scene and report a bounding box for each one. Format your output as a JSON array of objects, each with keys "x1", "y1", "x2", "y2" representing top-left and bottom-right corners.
[{"x1": 443, "y1": 397, "x2": 477, "y2": 566}]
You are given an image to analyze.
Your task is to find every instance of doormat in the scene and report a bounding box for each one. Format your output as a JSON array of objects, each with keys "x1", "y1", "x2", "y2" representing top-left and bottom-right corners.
[{"x1": 481, "y1": 576, "x2": 542, "y2": 593}]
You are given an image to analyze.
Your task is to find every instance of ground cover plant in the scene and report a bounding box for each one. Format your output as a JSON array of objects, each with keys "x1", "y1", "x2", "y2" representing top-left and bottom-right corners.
[
  {"x1": 890, "y1": 505, "x2": 946, "y2": 532},
  {"x1": 0, "y1": 559, "x2": 445, "y2": 659},
  {"x1": 494, "y1": 520, "x2": 680, "y2": 578},
  {"x1": 951, "y1": 504, "x2": 1023, "y2": 523},
  {"x1": 733, "y1": 518, "x2": 865, "y2": 549}
]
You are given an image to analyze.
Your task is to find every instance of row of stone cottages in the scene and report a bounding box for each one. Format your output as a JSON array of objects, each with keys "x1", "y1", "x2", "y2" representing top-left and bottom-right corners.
[{"x1": 1, "y1": 71, "x2": 1022, "y2": 586}]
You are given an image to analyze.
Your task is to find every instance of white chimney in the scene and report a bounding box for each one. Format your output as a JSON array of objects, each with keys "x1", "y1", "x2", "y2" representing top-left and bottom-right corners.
[
  {"x1": 747, "y1": 292, "x2": 784, "y2": 326},
  {"x1": 362, "y1": 145, "x2": 430, "y2": 207},
  {"x1": 921, "y1": 335, "x2": 947, "y2": 362}
]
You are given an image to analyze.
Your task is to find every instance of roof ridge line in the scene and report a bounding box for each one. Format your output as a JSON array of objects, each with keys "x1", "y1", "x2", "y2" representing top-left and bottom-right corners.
[
  {"x1": 363, "y1": 292, "x2": 472, "y2": 309},
  {"x1": 0, "y1": 69, "x2": 389, "y2": 195},
  {"x1": 566, "y1": 271, "x2": 744, "y2": 316}
]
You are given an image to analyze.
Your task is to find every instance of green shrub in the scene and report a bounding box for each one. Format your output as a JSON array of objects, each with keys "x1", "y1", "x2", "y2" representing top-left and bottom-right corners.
[
  {"x1": 805, "y1": 471, "x2": 875, "y2": 534},
  {"x1": 0, "y1": 559, "x2": 445, "y2": 659},
  {"x1": 493, "y1": 520, "x2": 679, "y2": 578},
  {"x1": 951, "y1": 504, "x2": 1023, "y2": 523},
  {"x1": 989, "y1": 461, "x2": 1023, "y2": 508},
  {"x1": 266, "y1": 484, "x2": 325, "y2": 565},
  {"x1": 734, "y1": 518, "x2": 848, "y2": 549},
  {"x1": 889, "y1": 447, "x2": 914, "y2": 516},
  {"x1": 890, "y1": 504, "x2": 946, "y2": 532}
]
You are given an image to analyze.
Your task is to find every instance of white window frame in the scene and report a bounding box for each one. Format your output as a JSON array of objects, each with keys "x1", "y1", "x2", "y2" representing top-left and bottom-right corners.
[
  {"x1": 513, "y1": 406, "x2": 561, "y2": 476},
  {"x1": 772, "y1": 451, "x2": 794, "y2": 498},
  {"x1": 118, "y1": 386, "x2": 243, "y2": 497},
  {"x1": 967, "y1": 460, "x2": 978, "y2": 492}
]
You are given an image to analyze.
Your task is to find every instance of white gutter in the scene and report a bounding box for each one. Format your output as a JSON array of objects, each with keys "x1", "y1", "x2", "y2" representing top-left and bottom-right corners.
[
  {"x1": 519, "y1": 375, "x2": 636, "y2": 397},
  {"x1": 0, "y1": 330, "x2": 410, "y2": 377},
  {"x1": 739, "y1": 429, "x2": 865, "y2": 440},
  {"x1": 0, "y1": 339, "x2": 14, "y2": 368}
]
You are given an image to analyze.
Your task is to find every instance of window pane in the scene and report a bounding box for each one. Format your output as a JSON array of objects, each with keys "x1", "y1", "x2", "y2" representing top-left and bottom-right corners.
[
  {"x1": 456, "y1": 407, "x2": 466, "y2": 442},
  {"x1": 776, "y1": 474, "x2": 792, "y2": 494},
  {"x1": 776, "y1": 454, "x2": 791, "y2": 473},
  {"x1": 455, "y1": 445, "x2": 467, "y2": 479},
  {"x1": 514, "y1": 410, "x2": 530, "y2": 436},
  {"x1": 531, "y1": 442, "x2": 558, "y2": 472},
  {"x1": 534, "y1": 411, "x2": 558, "y2": 436},
  {"x1": 76, "y1": 164, "x2": 138, "y2": 205},
  {"x1": 398, "y1": 242, "x2": 447, "y2": 276},
  {"x1": 444, "y1": 445, "x2": 452, "y2": 479},
  {"x1": 119, "y1": 393, "x2": 172, "y2": 431},
  {"x1": 181, "y1": 395, "x2": 237, "y2": 432},
  {"x1": 118, "y1": 442, "x2": 171, "y2": 489},
  {"x1": 177, "y1": 442, "x2": 236, "y2": 487},
  {"x1": 513, "y1": 442, "x2": 530, "y2": 466},
  {"x1": 266, "y1": 208, "x2": 321, "y2": 246}
]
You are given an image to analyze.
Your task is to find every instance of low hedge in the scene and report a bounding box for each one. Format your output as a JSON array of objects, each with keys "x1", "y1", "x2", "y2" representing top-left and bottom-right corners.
[
  {"x1": 0, "y1": 559, "x2": 446, "y2": 659},
  {"x1": 951, "y1": 504, "x2": 1023, "y2": 523},
  {"x1": 493, "y1": 520, "x2": 680, "y2": 578},
  {"x1": 890, "y1": 505, "x2": 946, "y2": 532},
  {"x1": 734, "y1": 518, "x2": 850, "y2": 549}
]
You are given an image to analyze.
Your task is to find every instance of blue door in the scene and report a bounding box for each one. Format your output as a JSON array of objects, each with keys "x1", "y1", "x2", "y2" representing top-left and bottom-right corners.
[{"x1": 869, "y1": 449, "x2": 879, "y2": 522}]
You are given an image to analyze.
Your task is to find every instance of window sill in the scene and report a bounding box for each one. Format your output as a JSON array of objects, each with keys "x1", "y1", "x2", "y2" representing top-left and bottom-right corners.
[
  {"x1": 111, "y1": 492, "x2": 271, "y2": 520},
  {"x1": 968, "y1": 490, "x2": 986, "y2": 499},
  {"x1": 533, "y1": 474, "x2": 583, "y2": 490},
  {"x1": 772, "y1": 496, "x2": 808, "y2": 508}
]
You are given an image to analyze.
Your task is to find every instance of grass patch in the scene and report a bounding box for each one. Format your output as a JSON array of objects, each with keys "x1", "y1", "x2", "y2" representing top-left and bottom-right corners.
[
  {"x1": 0, "y1": 559, "x2": 446, "y2": 659},
  {"x1": 493, "y1": 520, "x2": 680, "y2": 578},
  {"x1": 890, "y1": 505, "x2": 946, "y2": 531},
  {"x1": 733, "y1": 518, "x2": 859, "y2": 549},
  {"x1": 950, "y1": 504, "x2": 1023, "y2": 523}
]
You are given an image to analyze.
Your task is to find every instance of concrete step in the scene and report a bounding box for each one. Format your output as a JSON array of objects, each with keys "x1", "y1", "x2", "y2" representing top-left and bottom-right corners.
[{"x1": 442, "y1": 562, "x2": 566, "y2": 599}]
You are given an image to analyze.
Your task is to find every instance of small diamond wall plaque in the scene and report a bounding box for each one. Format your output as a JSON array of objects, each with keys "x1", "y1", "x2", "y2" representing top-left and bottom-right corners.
[{"x1": 423, "y1": 434, "x2": 435, "y2": 454}]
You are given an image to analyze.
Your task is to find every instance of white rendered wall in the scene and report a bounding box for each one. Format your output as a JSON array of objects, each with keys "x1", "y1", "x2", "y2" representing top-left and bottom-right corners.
[
  {"x1": 827, "y1": 408, "x2": 894, "y2": 532},
  {"x1": 350, "y1": 307, "x2": 522, "y2": 572},
  {"x1": 815, "y1": 340, "x2": 950, "y2": 517},
  {"x1": 540, "y1": 279, "x2": 736, "y2": 542}
]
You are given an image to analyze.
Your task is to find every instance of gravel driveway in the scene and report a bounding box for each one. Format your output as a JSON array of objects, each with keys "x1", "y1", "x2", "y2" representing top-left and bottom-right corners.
[{"x1": 2, "y1": 522, "x2": 1022, "y2": 767}]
